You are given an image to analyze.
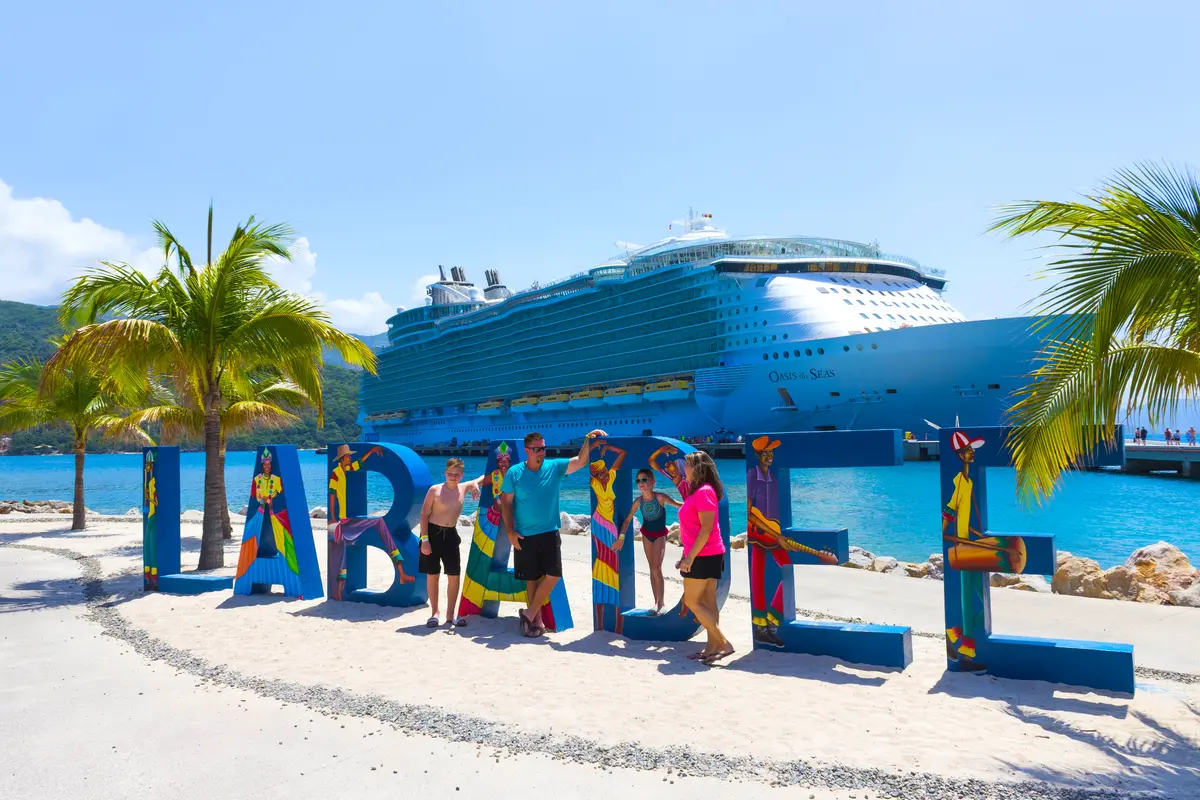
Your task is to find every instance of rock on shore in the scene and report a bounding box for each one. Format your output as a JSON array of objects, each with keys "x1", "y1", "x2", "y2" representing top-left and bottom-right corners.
[
  {"x1": 1052, "y1": 542, "x2": 1199, "y2": 606},
  {"x1": 0, "y1": 499, "x2": 97, "y2": 516}
]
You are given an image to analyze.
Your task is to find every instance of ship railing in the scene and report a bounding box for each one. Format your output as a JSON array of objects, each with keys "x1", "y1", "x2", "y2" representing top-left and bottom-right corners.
[
  {"x1": 628, "y1": 237, "x2": 928, "y2": 272},
  {"x1": 431, "y1": 271, "x2": 594, "y2": 333}
]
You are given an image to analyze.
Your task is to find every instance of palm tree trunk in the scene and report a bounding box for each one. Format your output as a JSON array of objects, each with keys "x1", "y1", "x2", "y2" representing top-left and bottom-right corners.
[
  {"x1": 220, "y1": 436, "x2": 233, "y2": 540},
  {"x1": 71, "y1": 429, "x2": 86, "y2": 531},
  {"x1": 198, "y1": 392, "x2": 226, "y2": 569}
]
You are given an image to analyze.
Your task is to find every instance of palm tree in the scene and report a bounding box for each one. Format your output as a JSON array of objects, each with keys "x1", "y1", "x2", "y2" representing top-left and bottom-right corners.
[
  {"x1": 49, "y1": 207, "x2": 376, "y2": 568},
  {"x1": 991, "y1": 163, "x2": 1200, "y2": 503},
  {"x1": 0, "y1": 338, "x2": 152, "y2": 530},
  {"x1": 132, "y1": 368, "x2": 311, "y2": 538}
]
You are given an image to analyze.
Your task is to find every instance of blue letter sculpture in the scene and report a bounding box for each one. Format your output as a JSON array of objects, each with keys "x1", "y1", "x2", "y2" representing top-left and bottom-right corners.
[
  {"x1": 745, "y1": 430, "x2": 912, "y2": 668},
  {"x1": 326, "y1": 442, "x2": 429, "y2": 607},
  {"x1": 939, "y1": 426, "x2": 1133, "y2": 692},
  {"x1": 234, "y1": 445, "x2": 323, "y2": 599},
  {"x1": 587, "y1": 437, "x2": 730, "y2": 641},
  {"x1": 457, "y1": 440, "x2": 573, "y2": 631},
  {"x1": 143, "y1": 446, "x2": 231, "y2": 594}
]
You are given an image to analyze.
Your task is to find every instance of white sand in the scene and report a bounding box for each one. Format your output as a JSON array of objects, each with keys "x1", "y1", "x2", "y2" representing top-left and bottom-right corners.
[{"x1": 3, "y1": 515, "x2": 1199, "y2": 794}]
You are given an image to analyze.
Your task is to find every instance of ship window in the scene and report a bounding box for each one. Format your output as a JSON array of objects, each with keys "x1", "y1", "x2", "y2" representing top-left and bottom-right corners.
[
  {"x1": 772, "y1": 335, "x2": 776, "y2": 341},
  {"x1": 873, "y1": 313, "x2": 881, "y2": 319},
  {"x1": 753, "y1": 322, "x2": 758, "y2": 328},
  {"x1": 783, "y1": 351, "x2": 789, "y2": 358},
  {"x1": 754, "y1": 305, "x2": 759, "y2": 311},
  {"x1": 773, "y1": 352, "x2": 779, "y2": 359},
  {"x1": 805, "y1": 349, "x2": 812, "y2": 356},
  {"x1": 830, "y1": 391, "x2": 840, "y2": 397},
  {"x1": 817, "y1": 288, "x2": 829, "y2": 294},
  {"x1": 762, "y1": 353, "x2": 769, "y2": 361},
  {"x1": 886, "y1": 388, "x2": 898, "y2": 394},
  {"x1": 817, "y1": 348, "x2": 825, "y2": 355},
  {"x1": 871, "y1": 344, "x2": 878, "y2": 349},
  {"x1": 861, "y1": 313, "x2": 868, "y2": 318},
  {"x1": 844, "y1": 299, "x2": 853, "y2": 305},
  {"x1": 858, "y1": 300, "x2": 865, "y2": 305},
  {"x1": 783, "y1": 333, "x2": 788, "y2": 339},
  {"x1": 988, "y1": 383, "x2": 1001, "y2": 390},
  {"x1": 870, "y1": 300, "x2": 877, "y2": 305}
]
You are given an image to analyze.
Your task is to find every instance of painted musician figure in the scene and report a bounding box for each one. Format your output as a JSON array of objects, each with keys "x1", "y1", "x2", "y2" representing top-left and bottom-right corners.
[
  {"x1": 142, "y1": 450, "x2": 158, "y2": 590},
  {"x1": 942, "y1": 430, "x2": 987, "y2": 672},
  {"x1": 746, "y1": 435, "x2": 838, "y2": 648}
]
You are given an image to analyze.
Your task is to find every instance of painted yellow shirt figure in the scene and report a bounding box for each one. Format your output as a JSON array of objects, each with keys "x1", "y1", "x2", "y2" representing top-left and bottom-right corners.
[
  {"x1": 146, "y1": 476, "x2": 158, "y2": 517},
  {"x1": 946, "y1": 472, "x2": 973, "y2": 538},
  {"x1": 591, "y1": 468, "x2": 617, "y2": 523},
  {"x1": 254, "y1": 473, "x2": 283, "y2": 506},
  {"x1": 329, "y1": 460, "x2": 361, "y2": 521}
]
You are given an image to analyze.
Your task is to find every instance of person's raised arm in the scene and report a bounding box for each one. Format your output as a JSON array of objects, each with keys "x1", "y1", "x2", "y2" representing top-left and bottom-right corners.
[
  {"x1": 500, "y1": 492, "x2": 521, "y2": 550},
  {"x1": 461, "y1": 475, "x2": 485, "y2": 500},
  {"x1": 606, "y1": 443, "x2": 627, "y2": 472},
  {"x1": 566, "y1": 429, "x2": 608, "y2": 474},
  {"x1": 657, "y1": 491, "x2": 681, "y2": 509}
]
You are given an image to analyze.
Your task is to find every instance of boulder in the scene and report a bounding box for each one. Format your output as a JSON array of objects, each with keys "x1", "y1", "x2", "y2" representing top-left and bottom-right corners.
[
  {"x1": 871, "y1": 556, "x2": 900, "y2": 574},
  {"x1": 310, "y1": 506, "x2": 327, "y2": 519},
  {"x1": 730, "y1": 533, "x2": 748, "y2": 550},
  {"x1": 181, "y1": 509, "x2": 204, "y2": 522},
  {"x1": 1010, "y1": 575, "x2": 1052, "y2": 593},
  {"x1": 1125, "y1": 542, "x2": 1198, "y2": 595},
  {"x1": 840, "y1": 546, "x2": 875, "y2": 570},
  {"x1": 990, "y1": 573, "x2": 1024, "y2": 588},
  {"x1": 125, "y1": 507, "x2": 140, "y2": 517},
  {"x1": 1099, "y1": 566, "x2": 1144, "y2": 602},
  {"x1": 667, "y1": 523, "x2": 681, "y2": 546},
  {"x1": 1170, "y1": 583, "x2": 1200, "y2": 607},
  {"x1": 57, "y1": 506, "x2": 72, "y2": 514},
  {"x1": 238, "y1": 505, "x2": 249, "y2": 516},
  {"x1": 1051, "y1": 553, "x2": 1103, "y2": 596},
  {"x1": 0, "y1": 503, "x2": 11, "y2": 514},
  {"x1": 558, "y1": 512, "x2": 590, "y2": 536},
  {"x1": 902, "y1": 561, "x2": 929, "y2": 578},
  {"x1": 925, "y1": 554, "x2": 945, "y2": 581}
]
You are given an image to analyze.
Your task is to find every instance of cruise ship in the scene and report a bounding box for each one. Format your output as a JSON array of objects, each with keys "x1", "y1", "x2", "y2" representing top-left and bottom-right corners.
[{"x1": 359, "y1": 214, "x2": 1047, "y2": 446}]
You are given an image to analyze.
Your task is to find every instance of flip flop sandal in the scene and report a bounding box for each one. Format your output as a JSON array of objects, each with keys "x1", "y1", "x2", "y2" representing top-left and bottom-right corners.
[
  {"x1": 454, "y1": 617, "x2": 467, "y2": 627},
  {"x1": 687, "y1": 650, "x2": 709, "y2": 660},
  {"x1": 518, "y1": 610, "x2": 533, "y2": 637},
  {"x1": 647, "y1": 608, "x2": 659, "y2": 617},
  {"x1": 426, "y1": 617, "x2": 439, "y2": 628}
]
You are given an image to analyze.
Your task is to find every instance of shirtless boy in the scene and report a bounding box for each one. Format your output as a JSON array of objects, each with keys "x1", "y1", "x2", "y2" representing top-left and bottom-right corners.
[{"x1": 419, "y1": 458, "x2": 484, "y2": 628}]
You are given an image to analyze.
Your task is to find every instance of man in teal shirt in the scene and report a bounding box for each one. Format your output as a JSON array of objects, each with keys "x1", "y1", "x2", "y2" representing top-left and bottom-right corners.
[{"x1": 501, "y1": 428, "x2": 606, "y2": 637}]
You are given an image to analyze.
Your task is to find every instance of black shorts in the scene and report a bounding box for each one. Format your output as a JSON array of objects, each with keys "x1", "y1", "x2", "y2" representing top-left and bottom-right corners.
[
  {"x1": 419, "y1": 523, "x2": 462, "y2": 576},
  {"x1": 682, "y1": 553, "x2": 724, "y2": 580},
  {"x1": 513, "y1": 531, "x2": 562, "y2": 582}
]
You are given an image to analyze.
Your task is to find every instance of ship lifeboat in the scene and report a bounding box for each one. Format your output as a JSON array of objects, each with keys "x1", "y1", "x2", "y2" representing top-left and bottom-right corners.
[
  {"x1": 568, "y1": 388, "x2": 605, "y2": 409},
  {"x1": 538, "y1": 392, "x2": 570, "y2": 411},
  {"x1": 511, "y1": 396, "x2": 540, "y2": 412},
  {"x1": 643, "y1": 378, "x2": 694, "y2": 402},
  {"x1": 603, "y1": 384, "x2": 645, "y2": 405},
  {"x1": 476, "y1": 400, "x2": 506, "y2": 416}
]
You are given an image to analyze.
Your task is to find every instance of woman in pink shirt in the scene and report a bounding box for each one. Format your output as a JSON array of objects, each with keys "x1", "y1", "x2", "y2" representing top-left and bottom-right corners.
[{"x1": 676, "y1": 451, "x2": 733, "y2": 664}]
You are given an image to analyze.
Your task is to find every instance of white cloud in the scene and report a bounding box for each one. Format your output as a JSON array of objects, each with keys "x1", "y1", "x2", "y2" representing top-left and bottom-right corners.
[
  {"x1": 0, "y1": 178, "x2": 402, "y2": 334},
  {"x1": 0, "y1": 178, "x2": 160, "y2": 304},
  {"x1": 325, "y1": 292, "x2": 396, "y2": 335},
  {"x1": 411, "y1": 273, "x2": 438, "y2": 306}
]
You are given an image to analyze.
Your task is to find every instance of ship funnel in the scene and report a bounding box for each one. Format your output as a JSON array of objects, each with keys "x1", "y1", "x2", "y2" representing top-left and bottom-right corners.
[
  {"x1": 451, "y1": 266, "x2": 467, "y2": 283},
  {"x1": 438, "y1": 265, "x2": 447, "y2": 281},
  {"x1": 483, "y1": 268, "x2": 511, "y2": 301},
  {"x1": 485, "y1": 269, "x2": 503, "y2": 287}
]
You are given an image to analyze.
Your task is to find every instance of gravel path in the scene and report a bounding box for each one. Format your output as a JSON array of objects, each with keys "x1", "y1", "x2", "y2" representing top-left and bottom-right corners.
[{"x1": 2, "y1": 541, "x2": 1180, "y2": 799}]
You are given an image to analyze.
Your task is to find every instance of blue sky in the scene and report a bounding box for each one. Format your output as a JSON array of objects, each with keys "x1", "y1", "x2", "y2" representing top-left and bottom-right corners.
[{"x1": 1, "y1": 1, "x2": 1197, "y2": 332}]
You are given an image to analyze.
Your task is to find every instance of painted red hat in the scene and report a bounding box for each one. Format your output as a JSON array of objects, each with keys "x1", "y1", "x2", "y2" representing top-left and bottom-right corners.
[{"x1": 950, "y1": 430, "x2": 985, "y2": 451}]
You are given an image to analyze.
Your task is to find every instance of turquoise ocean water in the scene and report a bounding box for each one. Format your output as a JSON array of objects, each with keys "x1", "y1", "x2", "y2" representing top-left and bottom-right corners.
[{"x1": 1, "y1": 450, "x2": 1197, "y2": 568}]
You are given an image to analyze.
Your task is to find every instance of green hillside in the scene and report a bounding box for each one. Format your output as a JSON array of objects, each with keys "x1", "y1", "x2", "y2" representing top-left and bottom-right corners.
[
  {"x1": 0, "y1": 299, "x2": 364, "y2": 453},
  {"x1": 0, "y1": 300, "x2": 63, "y2": 364}
]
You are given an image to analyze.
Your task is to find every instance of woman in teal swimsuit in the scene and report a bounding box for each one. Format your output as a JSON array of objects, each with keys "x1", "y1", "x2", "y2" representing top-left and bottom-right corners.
[{"x1": 618, "y1": 468, "x2": 681, "y2": 615}]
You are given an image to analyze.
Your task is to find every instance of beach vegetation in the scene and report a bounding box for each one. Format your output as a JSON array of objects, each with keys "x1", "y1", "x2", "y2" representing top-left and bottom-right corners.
[
  {"x1": 0, "y1": 337, "x2": 153, "y2": 530},
  {"x1": 992, "y1": 162, "x2": 1200, "y2": 503},
  {"x1": 47, "y1": 205, "x2": 376, "y2": 568}
]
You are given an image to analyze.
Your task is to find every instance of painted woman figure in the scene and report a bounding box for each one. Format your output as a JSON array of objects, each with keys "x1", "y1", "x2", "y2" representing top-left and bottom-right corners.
[
  {"x1": 142, "y1": 450, "x2": 158, "y2": 591},
  {"x1": 648, "y1": 443, "x2": 687, "y2": 492},
  {"x1": 457, "y1": 442, "x2": 525, "y2": 619},
  {"x1": 236, "y1": 449, "x2": 299, "y2": 582},
  {"x1": 477, "y1": 442, "x2": 513, "y2": 542},
  {"x1": 588, "y1": 439, "x2": 626, "y2": 629},
  {"x1": 942, "y1": 430, "x2": 987, "y2": 671}
]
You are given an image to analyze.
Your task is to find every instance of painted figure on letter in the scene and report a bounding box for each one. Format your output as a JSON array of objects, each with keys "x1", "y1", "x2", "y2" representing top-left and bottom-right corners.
[
  {"x1": 142, "y1": 450, "x2": 158, "y2": 590},
  {"x1": 942, "y1": 430, "x2": 987, "y2": 671},
  {"x1": 747, "y1": 435, "x2": 838, "y2": 648},
  {"x1": 236, "y1": 449, "x2": 300, "y2": 580},
  {"x1": 588, "y1": 439, "x2": 626, "y2": 630}
]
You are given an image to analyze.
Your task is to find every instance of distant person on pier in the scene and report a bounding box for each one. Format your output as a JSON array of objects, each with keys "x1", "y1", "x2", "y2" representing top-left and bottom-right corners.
[
  {"x1": 1189, "y1": 427, "x2": 1197, "y2": 446},
  {"x1": 1140, "y1": 426, "x2": 1148, "y2": 445},
  {"x1": 1175, "y1": 430, "x2": 1183, "y2": 446},
  {"x1": 1165, "y1": 428, "x2": 1173, "y2": 446},
  {"x1": 501, "y1": 429, "x2": 607, "y2": 637}
]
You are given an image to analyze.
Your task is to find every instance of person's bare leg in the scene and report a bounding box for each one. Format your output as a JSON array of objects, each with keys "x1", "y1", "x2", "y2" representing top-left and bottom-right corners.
[
  {"x1": 528, "y1": 575, "x2": 559, "y2": 628},
  {"x1": 651, "y1": 538, "x2": 666, "y2": 610},
  {"x1": 702, "y1": 578, "x2": 734, "y2": 661},
  {"x1": 446, "y1": 575, "x2": 460, "y2": 623},
  {"x1": 522, "y1": 579, "x2": 540, "y2": 629},
  {"x1": 427, "y1": 574, "x2": 440, "y2": 619},
  {"x1": 683, "y1": 578, "x2": 719, "y2": 658}
]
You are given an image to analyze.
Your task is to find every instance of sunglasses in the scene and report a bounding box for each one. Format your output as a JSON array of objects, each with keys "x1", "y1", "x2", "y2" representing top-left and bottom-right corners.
[
  {"x1": 636, "y1": 477, "x2": 651, "y2": 483},
  {"x1": 527, "y1": 446, "x2": 546, "y2": 452}
]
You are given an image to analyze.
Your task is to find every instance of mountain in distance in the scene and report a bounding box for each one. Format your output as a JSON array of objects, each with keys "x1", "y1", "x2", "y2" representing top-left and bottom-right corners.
[{"x1": 0, "y1": 298, "x2": 370, "y2": 453}]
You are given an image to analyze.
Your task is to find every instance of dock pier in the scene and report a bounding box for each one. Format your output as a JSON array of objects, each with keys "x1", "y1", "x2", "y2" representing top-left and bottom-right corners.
[{"x1": 1122, "y1": 442, "x2": 1200, "y2": 477}]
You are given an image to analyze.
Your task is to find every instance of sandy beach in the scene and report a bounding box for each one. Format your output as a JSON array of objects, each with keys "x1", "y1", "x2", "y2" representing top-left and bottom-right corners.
[{"x1": 2, "y1": 515, "x2": 1198, "y2": 799}]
